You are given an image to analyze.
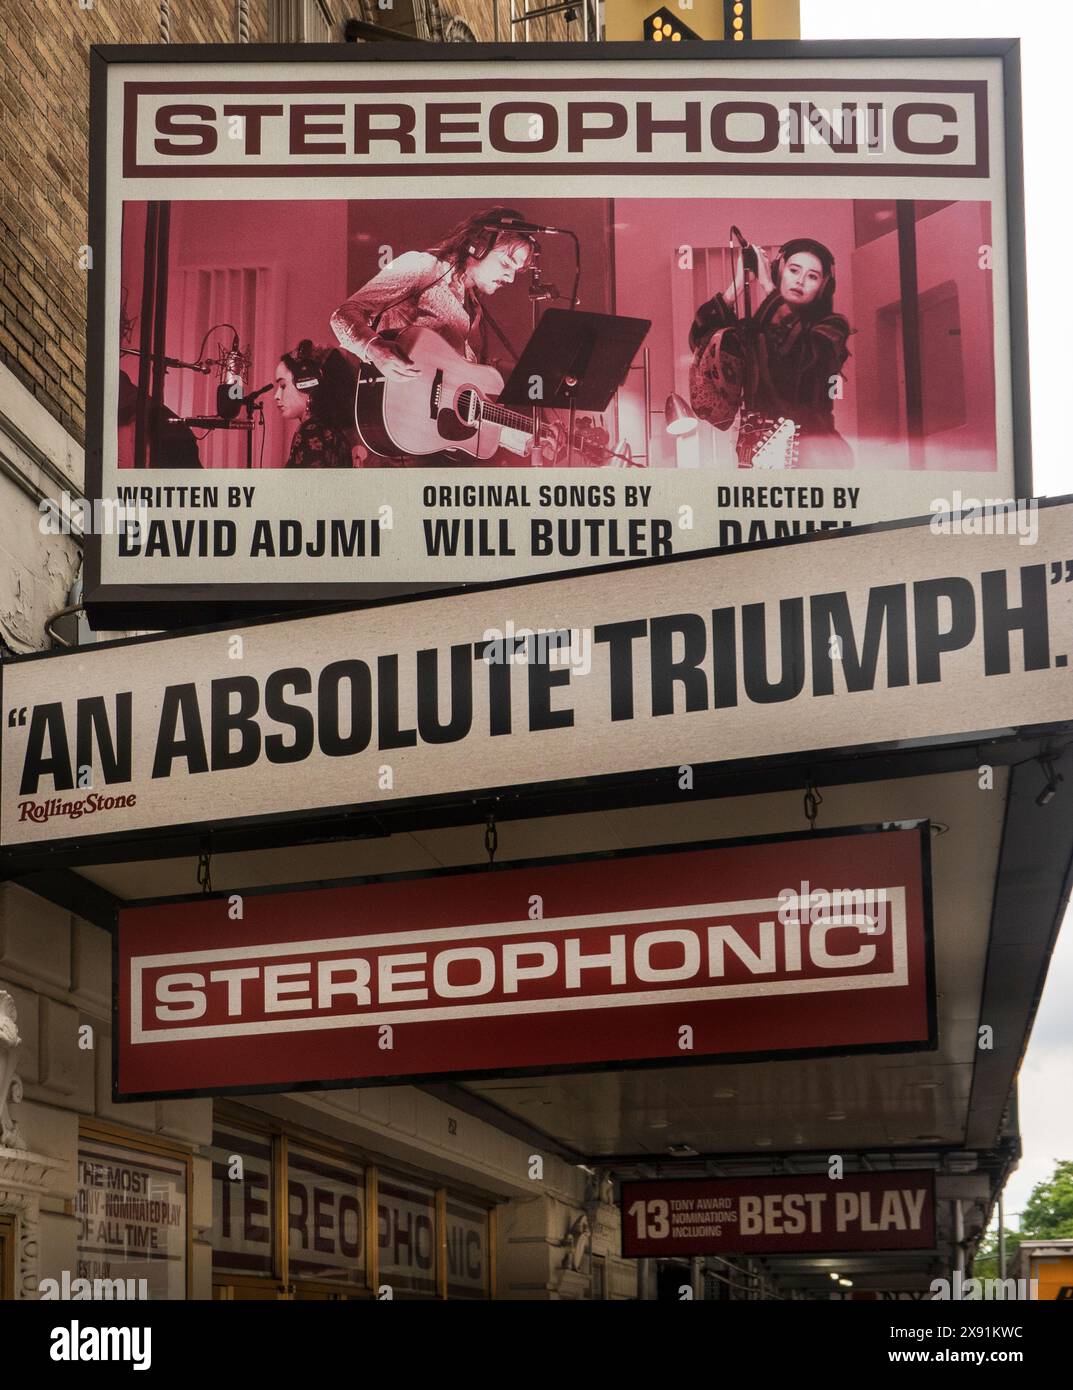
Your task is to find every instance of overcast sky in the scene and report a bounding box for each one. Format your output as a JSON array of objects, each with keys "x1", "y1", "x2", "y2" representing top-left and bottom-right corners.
[{"x1": 800, "y1": 0, "x2": 1072, "y2": 1224}]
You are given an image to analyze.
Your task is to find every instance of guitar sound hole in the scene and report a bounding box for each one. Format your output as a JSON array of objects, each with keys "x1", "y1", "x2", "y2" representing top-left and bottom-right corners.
[{"x1": 456, "y1": 389, "x2": 478, "y2": 424}]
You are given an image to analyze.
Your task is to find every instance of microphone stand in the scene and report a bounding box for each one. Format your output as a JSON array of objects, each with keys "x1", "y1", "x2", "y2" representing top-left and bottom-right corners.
[
  {"x1": 730, "y1": 226, "x2": 757, "y2": 467},
  {"x1": 242, "y1": 388, "x2": 269, "y2": 469},
  {"x1": 525, "y1": 230, "x2": 582, "y2": 464}
]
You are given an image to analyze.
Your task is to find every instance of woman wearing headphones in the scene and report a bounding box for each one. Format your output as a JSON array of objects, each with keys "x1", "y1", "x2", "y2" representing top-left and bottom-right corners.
[
  {"x1": 274, "y1": 340, "x2": 358, "y2": 468},
  {"x1": 689, "y1": 237, "x2": 853, "y2": 469}
]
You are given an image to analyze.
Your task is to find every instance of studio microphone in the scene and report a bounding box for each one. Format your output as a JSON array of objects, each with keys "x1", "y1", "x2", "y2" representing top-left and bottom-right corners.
[
  {"x1": 730, "y1": 225, "x2": 758, "y2": 276},
  {"x1": 239, "y1": 382, "x2": 273, "y2": 415},
  {"x1": 485, "y1": 216, "x2": 565, "y2": 236},
  {"x1": 216, "y1": 335, "x2": 249, "y2": 421}
]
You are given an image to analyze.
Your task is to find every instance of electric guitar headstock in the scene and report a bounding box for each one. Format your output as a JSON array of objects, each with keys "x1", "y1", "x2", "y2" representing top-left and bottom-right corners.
[{"x1": 737, "y1": 414, "x2": 801, "y2": 469}]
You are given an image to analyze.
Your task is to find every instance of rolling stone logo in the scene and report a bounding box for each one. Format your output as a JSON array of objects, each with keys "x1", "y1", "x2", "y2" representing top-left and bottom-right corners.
[{"x1": 115, "y1": 827, "x2": 932, "y2": 1099}]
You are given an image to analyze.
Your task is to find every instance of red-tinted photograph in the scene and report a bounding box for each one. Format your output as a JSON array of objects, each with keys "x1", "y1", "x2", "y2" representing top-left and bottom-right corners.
[{"x1": 118, "y1": 195, "x2": 996, "y2": 472}]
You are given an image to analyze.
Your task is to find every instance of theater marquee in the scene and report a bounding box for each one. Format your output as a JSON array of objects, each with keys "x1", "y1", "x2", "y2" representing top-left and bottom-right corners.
[
  {"x1": 84, "y1": 39, "x2": 1029, "y2": 626},
  {"x1": 115, "y1": 825, "x2": 933, "y2": 1099},
  {"x1": 2, "y1": 503, "x2": 1072, "y2": 856}
]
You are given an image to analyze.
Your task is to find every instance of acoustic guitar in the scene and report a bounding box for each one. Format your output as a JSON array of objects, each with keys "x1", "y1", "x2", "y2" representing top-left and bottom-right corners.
[{"x1": 354, "y1": 326, "x2": 536, "y2": 462}]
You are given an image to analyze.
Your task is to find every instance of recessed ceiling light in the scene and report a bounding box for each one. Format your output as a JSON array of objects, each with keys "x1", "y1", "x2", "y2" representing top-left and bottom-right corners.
[
  {"x1": 648, "y1": 1120, "x2": 670, "y2": 1130},
  {"x1": 827, "y1": 1112, "x2": 846, "y2": 1121},
  {"x1": 754, "y1": 1138, "x2": 773, "y2": 1147},
  {"x1": 914, "y1": 1081, "x2": 941, "y2": 1090},
  {"x1": 829, "y1": 1272, "x2": 840, "y2": 1281},
  {"x1": 916, "y1": 1134, "x2": 943, "y2": 1143},
  {"x1": 712, "y1": 1089, "x2": 737, "y2": 1100}
]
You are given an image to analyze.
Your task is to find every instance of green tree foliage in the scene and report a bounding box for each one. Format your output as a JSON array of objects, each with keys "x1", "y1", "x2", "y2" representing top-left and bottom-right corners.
[
  {"x1": 1020, "y1": 1160, "x2": 1073, "y2": 1238},
  {"x1": 974, "y1": 1161, "x2": 1073, "y2": 1280},
  {"x1": 973, "y1": 1226, "x2": 1021, "y2": 1281}
]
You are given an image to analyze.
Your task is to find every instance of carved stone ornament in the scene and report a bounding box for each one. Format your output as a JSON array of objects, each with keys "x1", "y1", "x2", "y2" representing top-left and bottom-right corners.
[
  {"x1": 560, "y1": 1211, "x2": 592, "y2": 1272},
  {"x1": 0, "y1": 990, "x2": 65, "y2": 1297},
  {"x1": 0, "y1": 990, "x2": 24, "y2": 1150}
]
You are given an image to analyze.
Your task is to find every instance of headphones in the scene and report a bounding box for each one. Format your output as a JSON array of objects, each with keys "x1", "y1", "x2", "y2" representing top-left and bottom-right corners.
[
  {"x1": 466, "y1": 208, "x2": 534, "y2": 261},
  {"x1": 284, "y1": 340, "x2": 323, "y2": 393},
  {"x1": 770, "y1": 242, "x2": 836, "y2": 299}
]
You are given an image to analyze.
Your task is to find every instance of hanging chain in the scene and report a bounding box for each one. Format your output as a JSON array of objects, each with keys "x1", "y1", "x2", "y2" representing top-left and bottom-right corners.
[
  {"x1": 197, "y1": 844, "x2": 212, "y2": 895},
  {"x1": 484, "y1": 810, "x2": 498, "y2": 868},
  {"x1": 804, "y1": 781, "x2": 822, "y2": 831}
]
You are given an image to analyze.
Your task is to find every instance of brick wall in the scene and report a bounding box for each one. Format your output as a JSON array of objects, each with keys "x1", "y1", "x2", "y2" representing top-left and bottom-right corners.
[
  {"x1": 356, "y1": 0, "x2": 581, "y2": 44},
  {"x1": 460, "y1": 0, "x2": 578, "y2": 42},
  {"x1": 0, "y1": 1, "x2": 269, "y2": 449}
]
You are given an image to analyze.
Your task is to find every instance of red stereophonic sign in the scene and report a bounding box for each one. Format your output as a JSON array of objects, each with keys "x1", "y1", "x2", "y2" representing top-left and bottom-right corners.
[
  {"x1": 115, "y1": 824, "x2": 933, "y2": 1100},
  {"x1": 620, "y1": 1172, "x2": 937, "y2": 1256}
]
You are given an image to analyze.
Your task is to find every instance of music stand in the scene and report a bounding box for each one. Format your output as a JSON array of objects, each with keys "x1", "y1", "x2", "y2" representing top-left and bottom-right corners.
[{"x1": 498, "y1": 309, "x2": 651, "y2": 467}]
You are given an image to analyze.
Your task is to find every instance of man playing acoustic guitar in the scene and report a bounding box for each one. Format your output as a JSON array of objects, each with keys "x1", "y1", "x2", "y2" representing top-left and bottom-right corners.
[{"x1": 329, "y1": 207, "x2": 536, "y2": 466}]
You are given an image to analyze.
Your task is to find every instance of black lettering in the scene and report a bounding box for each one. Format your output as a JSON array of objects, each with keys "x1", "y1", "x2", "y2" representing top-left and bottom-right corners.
[
  {"x1": 74, "y1": 694, "x2": 132, "y2": 789},
  {"x1": 981, "y1": 566, "x2": 1050, "y2": 675},
  {"x1": 711, "y1": 607, "x2": 738, "y2": 709},
  {"x1": 378, "y1": 654, "x2": 417, "y2": 749},
  {"x1": 476, "y1": 642, "x2": 513, "y2": 737},
  {"x1": 263, "y1": 668, "x2": 315, "y2": 764},
  {"x1": 318, "y1": 661, "x2": 372, "y2": 756},
  {"x1": 210, "y1": 677, "x2": 262, "y2": 771},
  {"x1": 424, "y1": 518, "x2": 461, "y2": 556},
  {"x1": 594, "y1": 619, "x2": 648, "y2": 721},
  {"x1": 742, "y1": 600, "x2": 805, "y2": 704},
  {"x1": 810, "y1": 586, "x2": 909, "y2": 695},
  {"x1": 650, "y1": 614, "x2": 708, "y2": 716},
  {"x1": 416, "y1": 644, "x2": 473, "y2": 744},
  {"x1": 913, "y1": 578, "x2": 976, "y2": 683},
  {"x1": 152, "y1": 685, "x2": 209, "y2": 778},
  {"x1": 528, "y1": 654, "x2": 573, "y2": 732},
  {"x1": 19, "y1": 703, "x2": 73, "y2": 794}
]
